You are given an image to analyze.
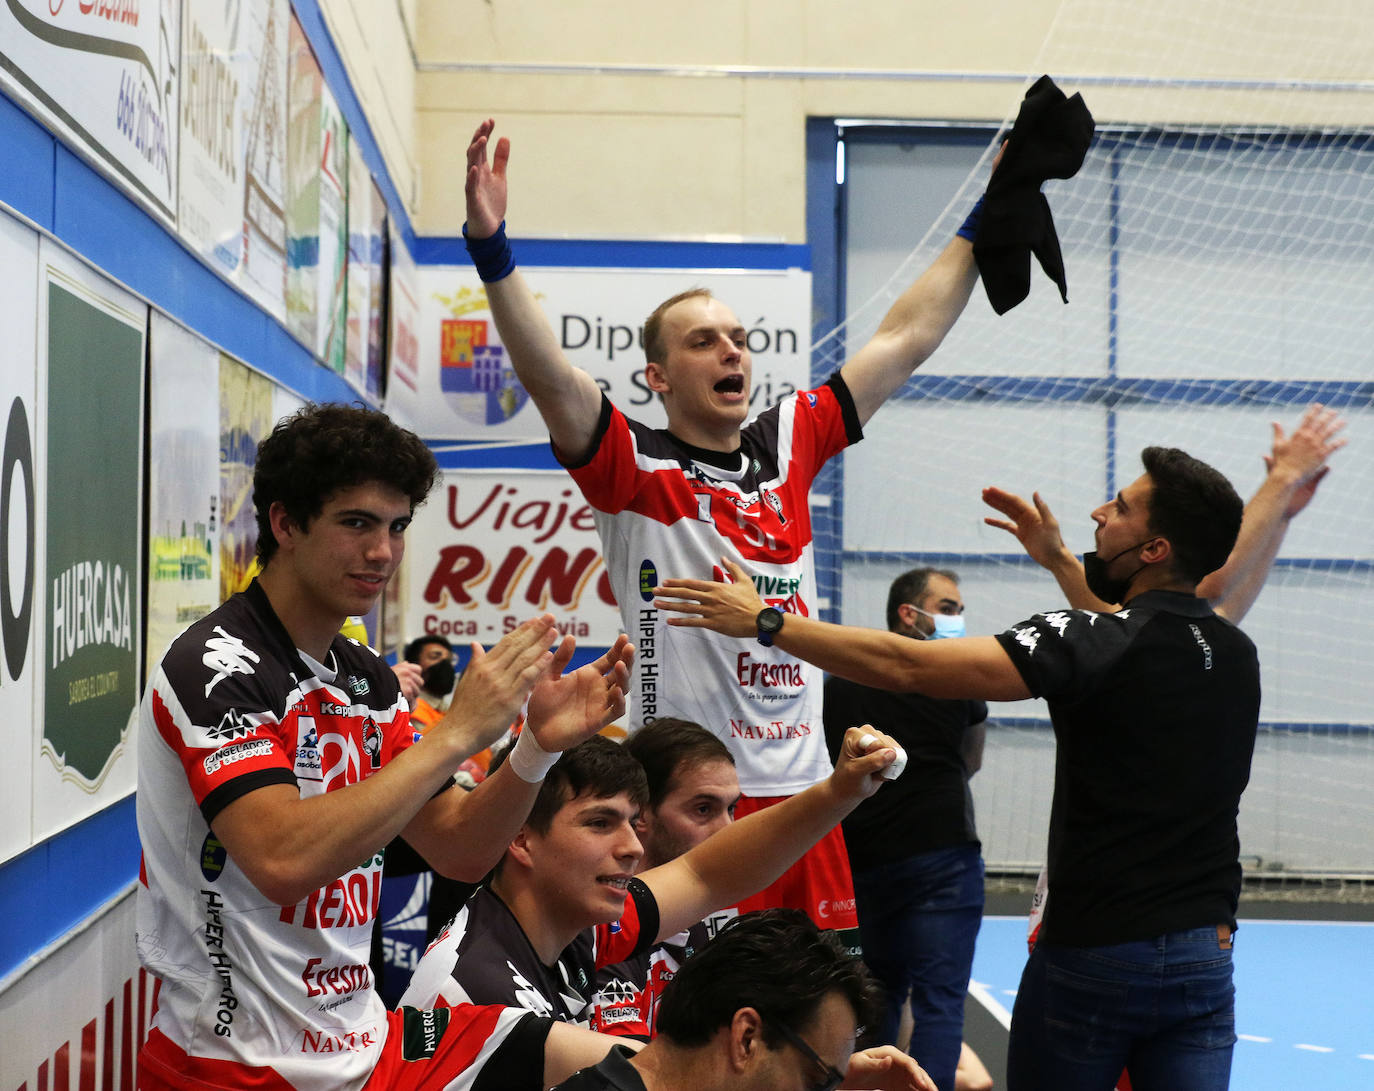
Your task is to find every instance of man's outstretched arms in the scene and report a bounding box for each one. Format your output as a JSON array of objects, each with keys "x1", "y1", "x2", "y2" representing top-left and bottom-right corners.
[
  {"x1": 983, "y1": 404, "x2": 1345, "y2": 623},
  {"x1": 655, "y1": 559, "x2": 1030, "y2": 701}
]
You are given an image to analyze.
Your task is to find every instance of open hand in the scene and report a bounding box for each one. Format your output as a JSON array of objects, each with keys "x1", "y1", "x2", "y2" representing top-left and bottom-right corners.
[
  {"x1": 526, "y1": 633, "x2": 634, "y2": 752},
  {"x1": 1265, "y1": 403, "x2": 1345, "y2": 519},
  {"x1": 842, "y1": 1045, "x2": 937, "y2": 1091},
  {"x1": 465, "y1": 118, "x2": 510, "y2": 238},
  {"x1": 655, "y1": 558, "x2": 764, "y2": 638},
  {"x1": 982, "y1": 486, "x2": 1070, "y2": 568}
]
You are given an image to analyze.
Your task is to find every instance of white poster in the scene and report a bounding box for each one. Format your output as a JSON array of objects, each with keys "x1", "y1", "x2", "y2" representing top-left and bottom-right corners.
[
  {"x1": 0, "y1": 213, "x2": 40, "y2": 865},
  {"x1": 404, "y1": 266, "x2": 812, "y2": 440},
  {"x1": 0, "y1": 890, "x2": 149, "y2": 1091},
  {"x1": 146, "y1": 314, "x2": 221, "y2": 672},
  {"x1": 0, "y1": 0, "x2": 179, "y2": 221},
  {"x1": 178, "y1": 0, "x2": 289, "y2": 318},
  {"x1": 403, "y1": 470, "x2": 623, "y2": 648}
]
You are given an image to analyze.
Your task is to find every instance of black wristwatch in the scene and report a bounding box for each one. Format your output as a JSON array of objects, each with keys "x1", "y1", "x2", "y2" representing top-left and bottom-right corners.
[{"x1": 755, "y1": 607, "x2": 785, "y2": 647}]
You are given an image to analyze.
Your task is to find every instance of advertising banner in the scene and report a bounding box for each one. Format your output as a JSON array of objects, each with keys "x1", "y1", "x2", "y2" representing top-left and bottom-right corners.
[
  {"x1": 402, "y1": 469, "x2": 622, "y2": 648},
  {"x1": 0, "y1": 0, "x2": 179, "y2": 221},
  {"x1": 36, "y1": 241, "x2": 145, "y2": 840},
  {"x1": 404, "y1": 266, "x2": 811, "y2": 440},
  {"x1": 367, "y1": 178, "x2": 388, "y2": 402},
  {"x1": 344, "y1": 147, "x2": 371, "y2": 394},
  {"x1": 0, "y1": 213, "x2": 40, "y2": 864},
  {"x1": 284, "y1": 12, "x2": 322, "y2": 351},
  {"x1": 219, "y1": 357, "x2": 275, "y2": 602},
  {"x1": 385, "y1": 222, "x2": 421, "y2": 429},
  {"x1": 178, "y1": 0, "x2": 289, "y2": 318},
  {"x1": 317, "y1": 84, "x2": 348, "y2": 372},
  {"x1": 0, "y1": 890, "x2": 150, "y2": 1091},
  {"x1": 146, "y1": 314, "x2": 221, "y2": 672}
]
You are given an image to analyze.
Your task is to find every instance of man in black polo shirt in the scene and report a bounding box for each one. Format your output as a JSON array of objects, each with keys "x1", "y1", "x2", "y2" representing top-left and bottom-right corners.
[{"x1": 654, "y1": 445, "x2": 1269, "y2": 1091}]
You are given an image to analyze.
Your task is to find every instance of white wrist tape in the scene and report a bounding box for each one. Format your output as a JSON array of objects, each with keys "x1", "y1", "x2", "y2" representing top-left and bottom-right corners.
[
  {"x1": 507, "y1": 727, "x2": 558, "y2": 783},
  {"x1": 858, "y1": 732, "x2": 908, "y2": 781}
]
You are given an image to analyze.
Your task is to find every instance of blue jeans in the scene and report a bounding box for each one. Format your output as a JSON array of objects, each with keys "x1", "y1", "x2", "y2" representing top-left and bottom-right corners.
[
  {"x1": 1007, "y1": 927, "x2": 1236, "y2": 1091},
  {"x1": 852, "y1": 844, "x2": 984, "y2": 1091}
]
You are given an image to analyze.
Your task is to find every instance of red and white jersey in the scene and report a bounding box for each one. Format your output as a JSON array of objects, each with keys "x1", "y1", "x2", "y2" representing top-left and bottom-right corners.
[
  {"x1": 561, "y1": 377, "x2": 861, "y2": 796},
  {"x1": 135, "y1": 581, "x2": 420, "y2": 1091}
]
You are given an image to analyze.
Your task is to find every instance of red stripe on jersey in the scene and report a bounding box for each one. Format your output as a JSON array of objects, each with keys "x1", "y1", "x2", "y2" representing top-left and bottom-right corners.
[{"x1": 594, "y1": 888, "x2": 644, "y2": 969}]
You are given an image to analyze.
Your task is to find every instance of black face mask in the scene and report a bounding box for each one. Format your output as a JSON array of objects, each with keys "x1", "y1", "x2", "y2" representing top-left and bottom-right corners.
[
  {"x1": 1082, "y1": 540, "x2": 1154, "y2": 605},
  {"x1": 421, "y1": 659, "x2": 456, "y2": 698}
]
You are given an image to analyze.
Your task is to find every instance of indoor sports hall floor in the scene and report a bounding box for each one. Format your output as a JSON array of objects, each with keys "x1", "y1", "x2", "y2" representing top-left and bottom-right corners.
[{"x1": 961, "y1": 892, "x2": 1374, "y2": 1089}]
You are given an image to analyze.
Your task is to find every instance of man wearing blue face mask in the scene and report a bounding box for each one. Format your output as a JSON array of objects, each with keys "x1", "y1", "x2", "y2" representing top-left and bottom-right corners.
[{"x1": 822, "y1": 569, "x2": 989, "y2": 1091}]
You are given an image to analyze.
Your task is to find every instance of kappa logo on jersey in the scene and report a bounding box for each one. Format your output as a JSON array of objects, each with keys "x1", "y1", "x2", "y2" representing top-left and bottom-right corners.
[
  {"x1": 206, "y1": 706, "x2": 257, "y2": 742},
  {"x1": 204, "y1": 738, "x2": 274, "y2": 775},
  {"x1": 1043, "y1": 611, "x2": 1074, "y2": 637},
  {"x1": 1013, "y1": 625, "x2": 1042, "y2": 655},
  {"x1": 507, "y1": 963, "x2": 555, "y2": 1016},
  {"x1": 202, "y1": 626, "x2": 261, "y2": 696}
]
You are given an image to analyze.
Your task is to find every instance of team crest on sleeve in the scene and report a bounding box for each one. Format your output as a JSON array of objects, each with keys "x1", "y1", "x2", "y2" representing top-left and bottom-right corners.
[
  {"x1": 207, "y1": 706, "x2": 256, "y2": 742},
  {"x1": 805, "y1": 393, "x2": 818, "y2": 407},
  {"x1": 202, "y1": 627, "x2": 261, "y2": 696}
]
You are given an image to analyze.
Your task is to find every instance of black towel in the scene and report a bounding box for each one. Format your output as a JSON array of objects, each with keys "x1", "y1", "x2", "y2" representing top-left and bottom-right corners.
[{"x1": 974, "y1": 75, "x2": 1096, "y2": 315}]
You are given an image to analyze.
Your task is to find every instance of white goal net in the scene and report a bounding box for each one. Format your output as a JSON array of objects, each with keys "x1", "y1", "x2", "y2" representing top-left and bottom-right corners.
[{"x1": 811, "y1": 0, "x2": 1374, "y2": 881}]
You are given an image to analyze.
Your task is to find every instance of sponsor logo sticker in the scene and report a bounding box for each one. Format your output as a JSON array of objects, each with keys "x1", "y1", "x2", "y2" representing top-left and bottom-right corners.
[{"x1": 638, "y1": 559, "x2": 657, "y2": 602}]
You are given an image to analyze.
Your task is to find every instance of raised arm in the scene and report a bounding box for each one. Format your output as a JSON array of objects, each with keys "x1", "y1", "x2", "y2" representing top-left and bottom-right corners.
[
  {"x1": 639, "y1": 725, "x2": 900, "y2": 940},
  {"x1": 1197, "y1": 404, "x2": 1344, "y2": 623},
  {"x1": 655, "y1": 560, "x2": 1030, "y2": 702},
  {"x1": 465, "y1": 119, "x2": 605, "y2": 461},
  {"x1": 838, "y1": 146, "x2": 1005, "y2": 425},
  {"x1": 981, "y1": 486, "x2": 1114, "y2": 611}
]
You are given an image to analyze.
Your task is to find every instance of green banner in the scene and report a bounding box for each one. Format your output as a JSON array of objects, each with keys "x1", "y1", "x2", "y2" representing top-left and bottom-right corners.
[{"x1": 44, "y1": 282, "x2": 142, "y2": 782}]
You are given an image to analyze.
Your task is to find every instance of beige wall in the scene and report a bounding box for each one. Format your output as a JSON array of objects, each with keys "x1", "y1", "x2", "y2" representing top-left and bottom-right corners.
[
  {"x1": 326, "y1": 0, "x2": 1374, "y2": 242},
  {"x1": 320, "y1": 0, "x2": 421, "y2": 214}
]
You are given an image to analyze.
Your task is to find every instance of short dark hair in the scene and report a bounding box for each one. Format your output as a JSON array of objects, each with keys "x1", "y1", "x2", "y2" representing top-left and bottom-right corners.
[
  {"x1": 885, "y1": 567, "x2": 959, "y2": 632},
  {"x1": 523, "y1": 735, "x2": 649, "y2": 836},
  {"x1": 643, "y1": 288, "x2": 713, "y2": 365},
  {"x1": 1140, "y1": 446, "x2": 1243, "y2": 583},
  {"x1": 253, "y1": 403, "x2": 438, "y2": 564},
  {"x1": 625, "y1": 718, "x2": 734, "y2": 808},
  {"x1": 404, "y1": 634, "x2": 452, "y2": 663},
  {"x1": 655, "y1": 909, "x2": 878, "y2": 1048}
]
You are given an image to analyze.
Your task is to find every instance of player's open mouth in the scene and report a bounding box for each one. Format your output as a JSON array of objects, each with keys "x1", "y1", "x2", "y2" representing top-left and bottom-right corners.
[
  {"x1": 713, "y1": 374, "x2": 745, "y2": 394},
  {"x1": 598, "y1": 876, "x2": 632, "y2": 890}
]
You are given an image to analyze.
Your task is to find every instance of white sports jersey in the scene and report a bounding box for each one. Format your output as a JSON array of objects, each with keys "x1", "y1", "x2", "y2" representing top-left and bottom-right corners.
[
  {"x1": 561, "y1": 377, "x2": 861, "y2": 795},
  {"x1": 136, "y1": 581, "x2": 417, "y2": 1091}
]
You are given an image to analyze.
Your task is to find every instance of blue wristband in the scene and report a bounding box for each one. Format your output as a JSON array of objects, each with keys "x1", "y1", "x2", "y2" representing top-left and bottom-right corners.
[
  {"x1": 956, "y1": 194, "x2": 986, "y2": 242},
  {"x1": 463, "y1": 221, "x2": 517, "y2": 282}
]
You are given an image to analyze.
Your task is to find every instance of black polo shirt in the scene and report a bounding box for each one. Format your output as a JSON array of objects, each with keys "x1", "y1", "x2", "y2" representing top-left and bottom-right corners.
[
  {"x1": 995, "y1": 590, "x2": 1260, "y2": 946},
  {"x1": 822, "y1": 680, "x2": 985, "y2": 872}
]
